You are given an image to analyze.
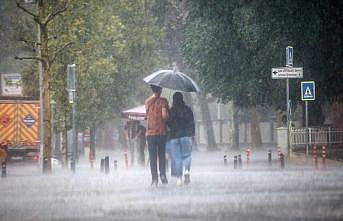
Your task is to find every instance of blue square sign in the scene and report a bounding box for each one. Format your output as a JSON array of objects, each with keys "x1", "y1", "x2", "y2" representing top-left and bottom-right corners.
[{"x1": 301, "y1": 81, "x2": 315, "y2": 101}]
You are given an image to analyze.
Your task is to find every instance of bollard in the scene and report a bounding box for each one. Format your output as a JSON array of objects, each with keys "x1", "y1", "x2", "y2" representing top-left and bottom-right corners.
[
  {"x1": 313, "y1": 145, "x2": 318, "y2": 169},
  {"x1": 124, "y1": 151, "x2": 129, "y2": 169},
  {"x1": 224, "y1": 155, "x2": 228, "y2": 166},
  {"x1": 100, "y1": 158, "x2": 105, "y2": 173},
  {"x1": 322, "y1": 146, "x2": 327, "y2": 168},
  {"x1": 1, "y1": 161, "x2": 6, "y2": 177},
  {"x1": 70, "y1": 159, "x2": 75, "y2": 173},
  {"x1": 246, "y1": 147, "x2": 250, "y2": 160},
  {"x1": 280, "y1": 153, "x2": 285, "y2": 169},
  {"x1": 238, "y1": 154, "x2": 242, "y2": 169},
  {"x1": 114, "y1": 160, "x2": 118, "y2": 170},
  {"x1": 89, "y1": 151, "x2": 94, "y2": 169},
  {"x1": 277, "y1": 146, "x2": 281, "y2": 160},
  {"x1": 234, "y1": 155, "x2": 237, "y2": 169},
  {"x1": 105, "y1": 156, "x2": 110, "y2": 174},
  {"x1": 268, "y1": 150, "x2": 272, "y2": 166}
]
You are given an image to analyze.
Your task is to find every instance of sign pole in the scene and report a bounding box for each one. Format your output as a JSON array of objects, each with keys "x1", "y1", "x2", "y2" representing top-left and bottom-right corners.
[
  {"x1": 305, "y1": 101, "x2": 309, "y2": 156},
  {"x1": 286, "y1": 46, "x2": 293, "y2": 156}
]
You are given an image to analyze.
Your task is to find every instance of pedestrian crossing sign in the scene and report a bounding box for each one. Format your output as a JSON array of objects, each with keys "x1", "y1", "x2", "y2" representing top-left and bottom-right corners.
[{"x1": 301, "y1": 81, "x2": 315, "y2": 101}]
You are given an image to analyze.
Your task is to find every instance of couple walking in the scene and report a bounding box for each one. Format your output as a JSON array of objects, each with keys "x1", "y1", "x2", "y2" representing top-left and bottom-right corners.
[{"x1": 145, "y1": 85, "x2": 195, "y2": 186}]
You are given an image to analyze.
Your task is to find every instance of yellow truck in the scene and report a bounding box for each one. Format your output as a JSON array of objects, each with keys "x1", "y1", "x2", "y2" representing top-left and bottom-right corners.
[{"x1": 0, "y1": 100, "x2": 40, "y2": 162}]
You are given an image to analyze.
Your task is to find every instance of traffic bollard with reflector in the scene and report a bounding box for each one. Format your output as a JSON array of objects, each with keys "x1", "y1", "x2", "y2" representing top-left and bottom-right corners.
[
  {"x1": 234, "y1": 155, "x2": 237, "y2": 169},
  {"x1": 100, "y1": 158, "x2": 105, "y2": 173},
  {"x1": 1, "y1": 161, "x2": 6, "y2": 177},
  {"x1": 268, "y1": 150, "x2": 272, "y2": 166},
  {"x1": 114, "y1": 160, "x2": 118, "y2": 170},
  {"x1": 322, "y1": 146, "x2": 326, "y2": 168},
  {"x1": 224, "y1": 155, "x2": 227, "y2": 166},
  {"x1": 313, "y1": 145, "x2": 318, "y2": 169},
  {"x1": 238, "y1": 154, "x2": 242, "y2": 169},
  {"x1": 280, "y1": 153, "x2": 285, "y2": 169},
  {"x1": 246, "y1": 147, "x2": 250, "y2": 160},
  {"x1": 124, "y1": 151, "x2": 129, "y2": 169},
  {"x1": 105, "y1": 156, "x2": 110, "y2": 174},
  {"x1": 277, "y1": 146, "x2": 281, "y2": 160}
]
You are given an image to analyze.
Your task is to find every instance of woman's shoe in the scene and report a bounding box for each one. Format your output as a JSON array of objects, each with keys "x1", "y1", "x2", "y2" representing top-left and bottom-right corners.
[
  {"x1": 184, "y1": 170, "x2": 190, "y2": 185},
  {"x1": 176, "y1": 177, "x2": 182, "y2": 186}
]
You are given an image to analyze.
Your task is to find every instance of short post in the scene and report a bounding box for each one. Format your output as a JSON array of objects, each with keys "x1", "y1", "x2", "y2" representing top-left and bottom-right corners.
[
  {"x1": 89, "y1": 151, "x2": 94, "y2": 169},
  {"x1": 70, "y1": 159, "x2": 75, "y2": 174},
  {"x1": 268, "y1": 150, "x2": 272, "y2": 166},
  {"x1": 224, "y1": 155, "x2": 227, "y2": 166},
  {"x1": 280, "y1": 153, "x2": 285, "y2": 169},
  {"x1": 105, "y1": 156, "x2": 110, "y2": 174},
  {"x1": 246, "y1": 147, "x2": 250, "y2": 167},
  {"x1": 234, "y1": 155, "x2": 237, "y2": 169},
  {"x1": 246, "y1": 147, "x2": 250, "y2": 160},
  {"x1": 114, "y1": 160, "x2": 118, "y2": 170},
  {"x1": 238, "y1": 154, "x2": 242, "y2": 169},
  {"x1": 100, "y1": 158, "x2": 105, "y2": 172},
  {"x1": 313, "y1": 145, "x2": 318, "y2": 169},
  {"x1": 1, "y1": 161, "x2": 6, "y2": 177},
  {"x1": 277, "y1": 146, "x2": 281, "y2": 160},
  {"x1": 322, "y1": 146, "x2": 327, "y2": 168},
  {"x1": 124, "y1": 151, "x2": 129, "y2": 169}
]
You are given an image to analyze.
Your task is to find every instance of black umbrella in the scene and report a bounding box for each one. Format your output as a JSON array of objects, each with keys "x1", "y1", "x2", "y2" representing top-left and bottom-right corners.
[{"x1": 143, "y1": 69, "x2": 200, "y2": 92}]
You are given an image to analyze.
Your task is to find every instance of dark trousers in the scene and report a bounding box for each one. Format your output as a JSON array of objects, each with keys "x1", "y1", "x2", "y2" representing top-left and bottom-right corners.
[{"x1": 147, "y1": 135, "x2": 166, "y2": 180}]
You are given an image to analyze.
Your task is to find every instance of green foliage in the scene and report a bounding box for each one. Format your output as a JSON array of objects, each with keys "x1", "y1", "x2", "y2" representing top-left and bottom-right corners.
[
  {"x1": 181, "y1": 0, "x2": 343, "y2": 110},
  {"x1": 49, "y1": 0, "x2": 164, "y2": 130}
]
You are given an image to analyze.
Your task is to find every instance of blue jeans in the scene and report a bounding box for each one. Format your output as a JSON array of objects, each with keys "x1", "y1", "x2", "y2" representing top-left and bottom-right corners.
[{"x1": 166, "y1": 136, "x2": 192, "y2": 177}]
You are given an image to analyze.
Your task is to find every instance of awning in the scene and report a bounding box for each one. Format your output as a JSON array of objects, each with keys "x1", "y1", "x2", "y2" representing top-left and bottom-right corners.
[{"x1": 121, "y1": 105, "x2": 146, "y2": 120}]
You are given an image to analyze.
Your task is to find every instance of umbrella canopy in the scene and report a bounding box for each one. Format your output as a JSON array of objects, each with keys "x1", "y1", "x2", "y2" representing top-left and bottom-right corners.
[
  {"x1": 121, "y1": 105, "x2": 146, "y2": 120},
  {"x1": 143, "y1": 69, "x2": 200, "y2": 92}
]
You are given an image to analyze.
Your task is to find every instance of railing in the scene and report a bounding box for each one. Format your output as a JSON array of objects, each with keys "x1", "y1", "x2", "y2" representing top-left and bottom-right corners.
[{"x1": 290, "y1": 127, "x2": 343, "y2": 146}]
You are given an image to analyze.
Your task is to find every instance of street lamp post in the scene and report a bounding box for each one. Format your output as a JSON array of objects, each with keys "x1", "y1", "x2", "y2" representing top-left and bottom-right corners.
[{"x1": 67, "y1": 64, "x2": 77, "y2": 172}]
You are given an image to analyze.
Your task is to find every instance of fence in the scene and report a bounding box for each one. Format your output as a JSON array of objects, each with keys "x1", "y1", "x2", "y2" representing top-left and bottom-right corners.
[
  {"x1": 290, "y1": 127, "x2": 343, "y2": 147},
  {"x1": 195, "y1": 120, "x2": 277, "y2": 145}
]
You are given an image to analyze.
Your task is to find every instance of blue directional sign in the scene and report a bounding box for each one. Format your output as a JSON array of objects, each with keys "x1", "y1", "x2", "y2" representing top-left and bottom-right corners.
[{"x1": 301, "y1": 81, "x2": 315, "y2": 101}]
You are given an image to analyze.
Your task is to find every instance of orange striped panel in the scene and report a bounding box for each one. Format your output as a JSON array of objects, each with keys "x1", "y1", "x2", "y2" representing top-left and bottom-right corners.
[
  {"x1": 18, "y1": 103, "x2": 39, "y2": 146},
  {"x1": 0, "y1": 103, "x2": 16, "y2": 144}
]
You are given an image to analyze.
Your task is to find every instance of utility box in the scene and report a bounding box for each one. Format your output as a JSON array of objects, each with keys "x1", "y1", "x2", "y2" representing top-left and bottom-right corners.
[{"x1": 276, "y1": 127, "x2": 288, "y2": 154}]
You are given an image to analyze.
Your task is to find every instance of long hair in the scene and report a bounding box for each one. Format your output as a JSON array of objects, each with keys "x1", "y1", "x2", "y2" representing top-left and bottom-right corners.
[{"x1": 172, "y1": 92, "x2": 184, "y2": 108}]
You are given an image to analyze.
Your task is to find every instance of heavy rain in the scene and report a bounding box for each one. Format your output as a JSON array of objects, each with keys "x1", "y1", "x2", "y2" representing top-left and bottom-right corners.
[{"x1": 1, "y1": 1, "x2": 343, "y2": 221}]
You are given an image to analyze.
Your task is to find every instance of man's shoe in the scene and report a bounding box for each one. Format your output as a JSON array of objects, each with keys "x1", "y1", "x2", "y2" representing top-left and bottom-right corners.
[
  {"x1": 160, "y1": 175, "x2": 168, "y2": 184},
  {"x1": 151, "y1": 178, "x2": 158, "y2": 187},
  {"x1": 184, "y1": 171, "x2": 190, "y2": 185}
]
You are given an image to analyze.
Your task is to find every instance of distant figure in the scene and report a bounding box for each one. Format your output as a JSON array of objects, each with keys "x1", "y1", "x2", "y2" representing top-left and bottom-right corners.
[
  {"x1": 145, "y1": 85, "x2": 169, "y2": 186},
  {"x1": 167, "y1": 92, "x2": 195, "y2": 185},
  {"x1": 135, "y1": 122, "x2": 146, "y2": 166}
]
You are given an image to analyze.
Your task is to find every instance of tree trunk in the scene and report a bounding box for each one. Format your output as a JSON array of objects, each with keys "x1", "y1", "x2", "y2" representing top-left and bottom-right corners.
[
  {"x1": 39, "y1": 1, "x2": 52, "y2": 173},
  {"x1": 232, "y1": 101, "x2": 240, "y2": 149},
  {"x1": 184, "y1": 93, "x2": 198, "y2": 151},
  {"x1": 250, "y1": 104, "x2": 262, "y2": 148},
  {"x1": 198, "y1": 92, "x2": 218, "y2": 151},
  {"x1": 61, "y1": 121, "x2": 68, "y2": 168}
]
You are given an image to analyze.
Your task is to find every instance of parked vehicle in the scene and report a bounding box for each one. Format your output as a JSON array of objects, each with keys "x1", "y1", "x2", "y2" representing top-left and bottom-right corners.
[{"x1": 0, "y1": 99, "x2": 40, "y2": 162}]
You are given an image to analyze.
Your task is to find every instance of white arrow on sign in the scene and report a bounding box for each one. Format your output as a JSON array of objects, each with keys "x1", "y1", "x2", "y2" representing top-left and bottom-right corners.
[{"x1": 272, "y1": 67, "x2": 303, "y2": 79}]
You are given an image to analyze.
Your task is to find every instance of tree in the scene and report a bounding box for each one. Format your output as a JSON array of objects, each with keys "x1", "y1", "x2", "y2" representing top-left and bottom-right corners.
[
  {"x1": 181, "y1": 0, "x2": 343, "y2": 146},
  {"x1": 15, "y1": 0, "x2": 69, "y2": 173}
]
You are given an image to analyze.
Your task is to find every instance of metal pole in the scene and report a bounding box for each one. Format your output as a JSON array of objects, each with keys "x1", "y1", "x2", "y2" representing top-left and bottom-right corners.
[
  {"x1": 305, "y1": 101, "x2": 308, "y2": 156},
  {"x1": 72, "y1": 94, "x2": 77, "y2": 163},
  {"x1": 286, "y1": 78, "x2": 290, "y2": 154}
]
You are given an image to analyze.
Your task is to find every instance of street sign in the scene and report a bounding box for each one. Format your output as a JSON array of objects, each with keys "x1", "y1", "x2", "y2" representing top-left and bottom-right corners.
[
  {"x1": 301, "y1": 81, "x2": 315, "y2": 101},
  {"x1": 286, "y1": 46, "x2": 293, "y2": 67},
  {"x1": 272, "y1": 67, "x2": 303, "y2": 79}
]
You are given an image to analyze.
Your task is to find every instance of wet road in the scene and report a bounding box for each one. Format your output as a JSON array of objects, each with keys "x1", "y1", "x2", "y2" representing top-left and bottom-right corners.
[{"x1": 1, "y1": 149, "x2": 343, "y2": 221}]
